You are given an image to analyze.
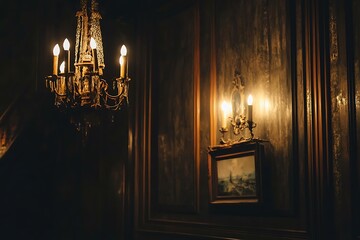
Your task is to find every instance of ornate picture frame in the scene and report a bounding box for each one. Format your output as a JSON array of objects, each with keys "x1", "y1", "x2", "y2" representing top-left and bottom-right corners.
[{"x1": 208, "y1": 142, "x2": 264, "y2": 206}]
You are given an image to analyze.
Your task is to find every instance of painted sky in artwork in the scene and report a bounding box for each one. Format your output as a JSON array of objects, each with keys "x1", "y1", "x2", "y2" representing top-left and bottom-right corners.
[{"x1": 217, "y1": 155, "x2": 255, "y2": 179}]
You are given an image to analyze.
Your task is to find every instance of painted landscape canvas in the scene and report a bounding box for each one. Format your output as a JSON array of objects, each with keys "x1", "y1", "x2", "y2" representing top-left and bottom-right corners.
[{"x1": 216, "y1": 155, "x2": 256, "y2": 197}]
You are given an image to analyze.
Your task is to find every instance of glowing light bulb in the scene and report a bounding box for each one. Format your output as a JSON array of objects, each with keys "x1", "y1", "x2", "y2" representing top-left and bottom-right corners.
[
  {"x1": 221, "y1": 101, "x2": 231, "y2": 129},
  {"x1": 120, "y1": 45, "x2": 127, "y2": 56},
  {"x1": 53, "y1": 44, "x2": 60, "y2": 56},
  {"x1": 221, "y1": 101, "x2": 231, "y2": 115},
  {"x1": 247, "y1": 95, "x2": 253, "y2": 122},
  {"x1": 247, "y1": 94, "x2": 253, "y2": 106},
  {"x1": 60, "y1": 61, "x2": 65, "y2": 73},
  {"x1": 90, "y1": 37, "x2": 97, "y2": 49},
  {"x1": 52, "y1": 44, "x2": 60, "y2": 75},
  {"x1": 63, "y1": 38, "x2": 70, "y2": 50}
]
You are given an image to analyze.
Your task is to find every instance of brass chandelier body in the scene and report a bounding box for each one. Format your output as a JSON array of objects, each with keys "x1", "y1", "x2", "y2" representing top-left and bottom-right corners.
[{"x1": 46, "y1": 0, "x2": 130, "y2": 111}]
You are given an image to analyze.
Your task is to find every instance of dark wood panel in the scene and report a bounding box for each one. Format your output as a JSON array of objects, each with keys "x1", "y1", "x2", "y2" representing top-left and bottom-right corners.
[
  {"x1": 150, "y1": 4, "x2": 199, "y2": 212},
  {"x1": 352, "y1": 0, "x2": 360, "y2": 237},
  {"x1": 214, "y1": 0, "x2": 294, "y2": 213},
  {"x1": 135, "y1": 0, "x2": 309, "y2": 239},
  {"x1": 327, "y1": 0, "x2": 353, "y2": 238}
]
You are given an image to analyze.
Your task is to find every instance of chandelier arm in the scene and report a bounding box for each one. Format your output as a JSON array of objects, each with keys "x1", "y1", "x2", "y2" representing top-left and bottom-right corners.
[
  {"x1": 102, "y1": 90, "x2": 124, "y2": 99},
  {"x1": 102, "y1": 90, "x2": 127, "y2": 109},
  {"x1": 104, "y1": 98, "x2": 125, "y2": 110},
  {"x1": 102, "y1": 83, "x2": 128, "y2": 99},
  {"x1": 96, "y1": 77, "x2": 127, "y2": 110},
  {"x1": 101, "y1": 92, "x2": 127, "y2": 105},
  {"x1": 53, "y1": 86, "x2": 67, "y2": 97}
]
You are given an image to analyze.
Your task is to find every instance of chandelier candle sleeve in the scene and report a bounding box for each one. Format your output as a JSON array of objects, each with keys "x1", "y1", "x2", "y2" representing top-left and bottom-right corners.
[
  {"x1": 63, "y1": 38, "x2": 70, "y2": 74},
  {"x1": 53, "y1": 44, "x2": 60, "y2": 75},
  {"x1": 247, "y1": 94, "x2": 253, "y2": 122},
  {"x1": 90, "y1": 37, "x2": 98, "y2": 72},
  {"x1": 119, "y1": 56, "x2": 123, "y2": 78}
]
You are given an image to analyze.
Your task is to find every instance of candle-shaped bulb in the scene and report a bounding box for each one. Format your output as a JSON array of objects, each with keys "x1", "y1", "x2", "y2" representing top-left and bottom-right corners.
[
  {"x1": 63, "y1": 38, "x2": 70, "y2": 73},
  {"x1": 247, "y1": 94, "x2": 253, "y2": 122},
  {"x1": 63, "y1": 38, "x2": 70, "y2": 50},
  {"x1": 60, "y1": 61, "x2": 65, "y2": 73},
  {"x1": 221, "y1": 101, "x2": 231, "y2": 129},
  {"x1": 90, "y1": 37, "x2": 98, "y2": 72},
  {"x1": 221, "y1": 101, "x2": 231, "y2": 113},
  {"x1": 90, "y1": 37, "x2": 97, "y2": 49},
  {"x1": 52, "y1": 44, "x2": 60, "y2": 75},
  {"x1": 53, "y1": 44, "x2": 60, "y2": 56},
  {"x1": 247, "y1": 94, "x2": 253, "y2": 105},
  {"x1": 120, "y1": 45, "x2": 127, "y2": 56},
  {"x1": 119, "y1": 45, "x2": 128, "y2": 78}
]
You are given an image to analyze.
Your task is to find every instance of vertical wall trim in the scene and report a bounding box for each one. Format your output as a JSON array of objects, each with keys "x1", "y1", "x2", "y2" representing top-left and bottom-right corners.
[
  {"x1": 209, "y1": 0, "x2": 217, "y2": 147},
  {"x1": 344, "y1": 0, "x2": 357, "y2": 237},
  {"x1": 290, "y1": 0, "x2": 299, "y2": 215},
  {"x1": 304, "y1": 0, "x2": 333, "y2": 238},
  {"x1": 193, "y1": 0, "x2": 201, "y2": 213}
]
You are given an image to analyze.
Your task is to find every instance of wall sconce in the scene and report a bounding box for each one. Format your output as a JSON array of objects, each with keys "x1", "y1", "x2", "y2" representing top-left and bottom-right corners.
[
  {"x1": 219, "y1": 71, "x2": 258, "y2": 145},
  {"x1": 219, "y1": 96, "x2": 257, "y2": 145}
]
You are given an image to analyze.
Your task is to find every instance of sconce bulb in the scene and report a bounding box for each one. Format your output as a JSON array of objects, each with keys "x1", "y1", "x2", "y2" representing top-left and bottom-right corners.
[
  {"x1": 221, "y1": 101, "x2": 231, "y2": 115},
  {"x1": 63, "y1": 38, "x2": 70, "y2": 50},
  {"x1": 120, "y1": 45, "x2": 127, "y2": 56},
  {"x1": 60, "y1": 61, "x2": 65, "y2": 73},
  {"x1": 90, "y1": 37, "x2": 97, "y2": 49},
  {"x1": 247, "y1": 94, "x2": 253, "y2": 106},
  {"x1": 53, "y1": 44, "x2": 60, "y2": 56}
]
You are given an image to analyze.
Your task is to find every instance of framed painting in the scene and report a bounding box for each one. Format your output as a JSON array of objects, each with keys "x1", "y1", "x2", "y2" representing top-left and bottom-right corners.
[{"x1": 208, "y1": 142, "x2": 264, "y2": 205}]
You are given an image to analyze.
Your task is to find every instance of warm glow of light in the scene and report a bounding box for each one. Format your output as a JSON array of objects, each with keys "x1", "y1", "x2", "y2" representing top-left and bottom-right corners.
[
  {"x1": 221, "y1": 101, "x2": 231, "y2": 128},
  {"x1": 60, "y1": 61, "x2": 65, "y2": 73},
  {"x1": 221, "y1": 101, "x2": 231, "y2": 116},
  {"x1": 120, "y1": 45, "x2": 127, "y2": 56},
  {"x1": 260, "y1": 98, "x2": 270, "y2": 112},
  {"x1": 90, "y1": 37, "x2": 97, "y2": 49},
  {"x1": 119, "y1": 56, "x2": 124, "y2": 65},
  {"x1": 247, "y1": 94, "x2": 253, "y2": 106},
  {"x1": 53, "y1": 44, "x2": 60, "y2": 56},
  {"x1": 63, "y1": 38, "x2": 70, "y2": 50}
]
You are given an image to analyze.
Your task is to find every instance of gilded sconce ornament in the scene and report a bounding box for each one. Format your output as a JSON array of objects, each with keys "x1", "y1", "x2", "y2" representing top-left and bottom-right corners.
[{"x1": 219, "y1": 71, "x2": 260, "y2": 146}]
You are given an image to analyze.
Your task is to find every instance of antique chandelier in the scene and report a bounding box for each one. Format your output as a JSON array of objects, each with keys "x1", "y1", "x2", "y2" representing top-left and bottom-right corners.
[{"x1": 45, "y1": 0, "x2": 130, "y2": 111}]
